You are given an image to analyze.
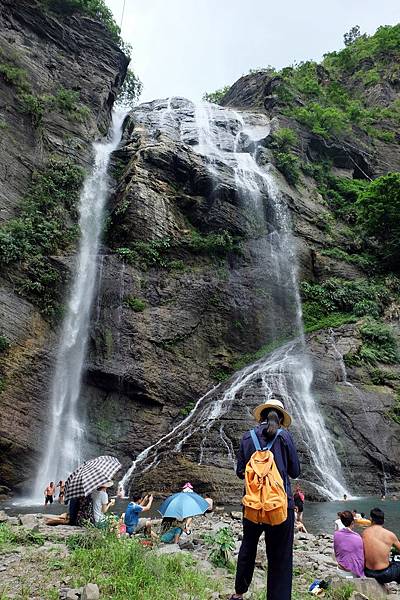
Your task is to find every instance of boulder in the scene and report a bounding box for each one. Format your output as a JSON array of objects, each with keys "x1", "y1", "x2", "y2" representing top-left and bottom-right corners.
[
  {"x1": 0, "y1": 510, "x2": 8, "y2": 522},
  {"x1": 332, "y1": 577, "x2": 388, "y2": 599},
  {"x1": 156, "y1": 543, "x2": 181, "y2": 555},
  {"x1": 18, "y1": 514, "x2": 40, "y2": 530},
  {"x1": 81, "y1": 583, "x2": 100, "y2": 600},
  {"x1": 65, "y1": 589, "x2": 82, "y2": 600},
  {"x1": 230, "y1": 511, "x2": 242, "y2": 520}
]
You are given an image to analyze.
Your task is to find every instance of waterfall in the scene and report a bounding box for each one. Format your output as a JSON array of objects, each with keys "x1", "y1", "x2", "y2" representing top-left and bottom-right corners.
[
  {"x1": 120, "y1": 98, "x2": 349, "y2": 499},
  {"x1": 32, "y1": 110, "x2": 126, "y2": 501}
]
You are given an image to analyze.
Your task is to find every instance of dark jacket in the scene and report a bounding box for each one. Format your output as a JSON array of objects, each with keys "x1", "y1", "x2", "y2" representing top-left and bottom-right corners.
[{"x1": 236, "y1": 424, "x2": 301, "y2": 510}]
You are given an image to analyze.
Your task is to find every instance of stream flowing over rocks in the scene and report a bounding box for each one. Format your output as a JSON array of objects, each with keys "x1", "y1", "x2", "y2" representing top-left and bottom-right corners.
[{"x1": 0, "y1": 1, "x2": 399, "y2": 506}]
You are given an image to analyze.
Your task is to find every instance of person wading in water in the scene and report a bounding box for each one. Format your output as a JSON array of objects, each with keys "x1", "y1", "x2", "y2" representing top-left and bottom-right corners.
[
  {"x1": 229, "y1": 396, "x2": 300, "y2": 600},
  {"x1": 44, "y1": 481, "x2": 55, "y2": 505}
]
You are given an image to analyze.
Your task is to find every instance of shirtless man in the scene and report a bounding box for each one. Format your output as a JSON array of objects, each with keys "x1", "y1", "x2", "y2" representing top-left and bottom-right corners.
[
  {"x1": 363, "y1": 508, "x2": 400, "y2": 584},
  {"x1": 44, "y1": 481, "x2": 55, "y2": 505}
]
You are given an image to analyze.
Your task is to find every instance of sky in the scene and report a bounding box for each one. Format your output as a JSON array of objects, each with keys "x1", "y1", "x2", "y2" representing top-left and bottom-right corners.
[{"x1": 105, "y1": 0, "x2": 399, "y2": 102}]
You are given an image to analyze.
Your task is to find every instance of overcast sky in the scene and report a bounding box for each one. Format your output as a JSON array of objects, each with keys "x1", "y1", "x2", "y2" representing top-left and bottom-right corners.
[{"x1": 105, "y1": 0, "x2": 399, "y2": 102}]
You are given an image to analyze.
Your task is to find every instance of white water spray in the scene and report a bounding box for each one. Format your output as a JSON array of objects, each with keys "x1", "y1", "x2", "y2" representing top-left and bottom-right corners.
[{"x1": 32, "y1": 110, "x2": 126, "y2": 501}]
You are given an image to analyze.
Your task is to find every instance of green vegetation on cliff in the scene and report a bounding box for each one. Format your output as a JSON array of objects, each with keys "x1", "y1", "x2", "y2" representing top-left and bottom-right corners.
[{"x1": 0, "y1": 158, "x2": 84, "y2": 317}]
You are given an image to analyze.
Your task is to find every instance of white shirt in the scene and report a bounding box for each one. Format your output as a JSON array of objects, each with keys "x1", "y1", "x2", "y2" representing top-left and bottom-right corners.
[
  {"x1": 335, "y1": 518, "x2": 345, "y2": 531},
  {"x1": 92, "y1": 489, "x2": 108, "y2": 523}
]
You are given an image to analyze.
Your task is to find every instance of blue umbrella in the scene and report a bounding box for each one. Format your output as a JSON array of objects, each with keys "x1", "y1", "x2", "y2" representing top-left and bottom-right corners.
[{"x1": 159, "y1": 491, "x2": 209, "y2": 520}]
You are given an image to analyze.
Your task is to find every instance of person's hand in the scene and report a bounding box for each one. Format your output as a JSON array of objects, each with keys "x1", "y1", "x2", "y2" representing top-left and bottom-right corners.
[
  {"x1": 109, "y1": 498, "x2": 116, "y2": 506},
  {"x1": 149, "y1": 494, "x2": 154, "y2": 502}
]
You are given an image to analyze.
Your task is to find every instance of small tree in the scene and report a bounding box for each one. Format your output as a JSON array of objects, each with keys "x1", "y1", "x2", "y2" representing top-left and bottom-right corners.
[
  {"x1": 117, "y1": 70, "x2": 143, "y2": 108},
  {"x1": 343, "y1": 25, "x2": 361, "y2": 47},
  {"x1": 356, "y1": 173, "x2": 400, "y2": 270},
  {"x1": 202, "y1": 85, "x2": 231, "y2": 105}
]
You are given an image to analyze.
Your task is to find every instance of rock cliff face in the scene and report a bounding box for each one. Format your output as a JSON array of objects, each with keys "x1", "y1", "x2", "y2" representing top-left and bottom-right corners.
[{"x1": 0, "y1": 8, "x2": 399, "y2": 502}]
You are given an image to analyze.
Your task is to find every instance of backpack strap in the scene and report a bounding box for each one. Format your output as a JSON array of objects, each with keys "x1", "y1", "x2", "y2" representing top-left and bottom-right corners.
[
  {"x1": 250, "y1": 427, "x2": 282, "y2": 452},
  {"x1": 250, "y1": 428, "x2": 262, "y2": 451}
]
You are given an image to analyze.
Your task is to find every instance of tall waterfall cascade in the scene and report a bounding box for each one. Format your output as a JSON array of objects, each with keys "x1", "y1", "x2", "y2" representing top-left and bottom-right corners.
[
  {"x1": 120, "y1": 98, "x2": 349, "y2": 499},
  {"x1": 32, "y1": 110, "x2": 126, "y2": 501}
]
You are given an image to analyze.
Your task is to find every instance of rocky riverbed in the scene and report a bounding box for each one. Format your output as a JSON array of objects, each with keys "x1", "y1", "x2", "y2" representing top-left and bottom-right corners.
[{"x1": 0, "y1": 509, "x2": 398, "y2": 599}]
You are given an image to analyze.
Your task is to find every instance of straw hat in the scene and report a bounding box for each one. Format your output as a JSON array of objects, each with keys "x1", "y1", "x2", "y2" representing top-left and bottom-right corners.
[
  {"x1": 101, "y1": 480, "x2": 114, "y2": 488},
  {"x1": 253, "y1": 398, "x2": 292, "y2": 428}
]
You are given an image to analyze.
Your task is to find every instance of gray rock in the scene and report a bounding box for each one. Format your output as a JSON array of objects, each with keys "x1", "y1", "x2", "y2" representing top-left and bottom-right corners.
[
  {"x1": 81, "y1": 583, "x2": 100, "y2": 600},
  {"x1": 156, "y1": 543, "x2": 181, "y2": 555},
  {"x1": 19, "y1": 514, "x2": 40, "y2": 530},
  {"x1": 7, "y1": 517, "x2": 19, "y2": 526},
  {"x1": 66, "y1": 589, "x2": 82, "y2": 600},
  {"x1": 0, "y1": 510, "x2": 8, "y2": 522},
  {"x1": 332, "y1": 577, "x2": 389, "y2": 599},
  {"x1": 230, "y1": 511, "x2": 242, "y2": 520}
]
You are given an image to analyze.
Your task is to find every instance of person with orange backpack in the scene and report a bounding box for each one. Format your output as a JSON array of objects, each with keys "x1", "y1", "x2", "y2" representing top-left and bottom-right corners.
[{"x1": 229, "y1": 396, "x2": 300, "y2": 600}]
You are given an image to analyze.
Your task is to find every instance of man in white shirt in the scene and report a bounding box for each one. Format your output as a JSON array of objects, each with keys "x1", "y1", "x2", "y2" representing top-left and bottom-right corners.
[{"x1": 91, "y1": 481, "x2": 115, "y2": 525}]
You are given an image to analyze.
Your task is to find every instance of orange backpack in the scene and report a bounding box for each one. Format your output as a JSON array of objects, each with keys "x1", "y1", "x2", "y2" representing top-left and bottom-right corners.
[{"x1": 242, "y1": 428, "x2": 287, "y2": 526}]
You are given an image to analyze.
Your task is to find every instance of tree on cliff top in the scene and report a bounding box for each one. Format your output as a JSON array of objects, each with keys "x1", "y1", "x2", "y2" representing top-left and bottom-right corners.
[{"x1": 117, "y1": 70, "x2": 143, "y2": 108}]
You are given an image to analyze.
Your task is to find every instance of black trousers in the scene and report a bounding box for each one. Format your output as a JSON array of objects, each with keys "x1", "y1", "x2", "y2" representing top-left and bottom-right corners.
[{"x1": 235, "y1": 510, "x2": 295, "y2": 600}]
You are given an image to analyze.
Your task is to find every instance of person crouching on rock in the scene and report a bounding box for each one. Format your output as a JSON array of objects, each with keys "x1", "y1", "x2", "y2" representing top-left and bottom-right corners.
[
  {"x1": 229, "y1": 396, "x2": 300, "y2": 600},
  {"x1": 124, "y1": 493, "x2": 153, "y2": 536}
]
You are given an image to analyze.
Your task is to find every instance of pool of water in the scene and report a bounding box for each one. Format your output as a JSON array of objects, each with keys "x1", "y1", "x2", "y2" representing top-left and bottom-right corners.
[
  {"x1": 302, "y1": 497, "x2": 399, "y2": 535},
  {"x1": 2, "y1": 497, "x2": 398, "y2": 536}
]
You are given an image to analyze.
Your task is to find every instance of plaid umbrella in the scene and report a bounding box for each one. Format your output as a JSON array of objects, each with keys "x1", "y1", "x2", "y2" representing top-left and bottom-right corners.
[{"x1": 64, "y1": 455, "x2": 121, "y2": 502}]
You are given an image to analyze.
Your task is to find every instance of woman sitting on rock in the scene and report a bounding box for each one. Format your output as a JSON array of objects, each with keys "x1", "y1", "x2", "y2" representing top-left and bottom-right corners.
[{"x1": 333, "y1": 510, "x2": 365, "y2": 577}]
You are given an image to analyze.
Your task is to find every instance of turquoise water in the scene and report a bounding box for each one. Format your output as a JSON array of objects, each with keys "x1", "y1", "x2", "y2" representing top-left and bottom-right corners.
[{"x1": 303, "y1": 497, "x2": 399, "y2": 535}]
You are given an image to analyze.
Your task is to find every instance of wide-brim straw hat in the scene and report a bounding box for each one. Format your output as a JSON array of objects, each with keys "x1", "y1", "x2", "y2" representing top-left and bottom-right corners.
[
  {"x1": 101, "y1": 480, "x2": 114, "y2": 488},
  {"x1": 253, "y1": 398, "x2": 292, "y2": 428}
]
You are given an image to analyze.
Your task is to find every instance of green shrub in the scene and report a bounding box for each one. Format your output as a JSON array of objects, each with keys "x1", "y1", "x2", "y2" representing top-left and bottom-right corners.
[
  {"x1": 320, "y1": 248, "x2": 375, "y2": 271},
  {"x1": 0, "y1": 63, "x2": 30, "y2": 91},
  {"x1": 269, "y1": 127, "x2": 298, "y2": 151},
  {"x1": 19, "y1": 88, "x2": 89, "y2": 128},
  {"x1": 356, "y1": 173, "x2": 400, "y2": 270},
  {"x1": 202, "y1": 85, "x2": 231, "y2": 104},
  {"x1": 179, "y1": 401, "x2": 195, "y2": 417},
  {"x1": 18, "y1": 92, "x2": 47, "y2": 127},
  {"x1": 124, "y1": 297, "x2": 146, "y2": 312},
  {"x1": 0, "y1": 523, "x2": 45, "y2": 551},
  {"x1": 273, "y1": 151, "x2": 300, "y2": 185},
  {"x1": 203, "y1": 527, "x2": 235, "y2": 569},
  {"x1": 345, "y1": 319, "x2": 398, "y2": 366},
  {"x1": 0, "y1": 336, "x2": 10, "y2": 352},
  {"x1": 184, "y1": 230, "x2": 238, "y2": 255},
  {"x1": 0, "y1": 158, "x2": 84, "y2": 316},
  {"x1": 291, "y1": 103, "x2": 350, "y2": 138},
  {"x1": 301, "y1": 278, "x2": 391, "y2": 317}
]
